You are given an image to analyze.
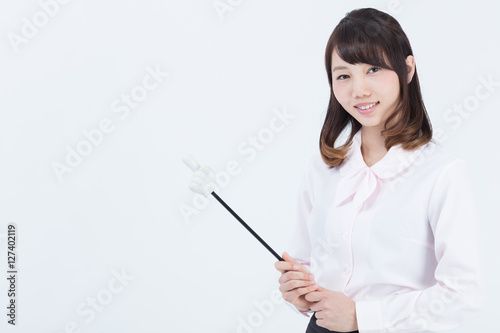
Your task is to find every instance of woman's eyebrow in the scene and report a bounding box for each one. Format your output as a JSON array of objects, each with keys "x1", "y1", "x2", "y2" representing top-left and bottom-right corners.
[{"x1": 332, "y1": 65, "x2": 349, "y2": 72}]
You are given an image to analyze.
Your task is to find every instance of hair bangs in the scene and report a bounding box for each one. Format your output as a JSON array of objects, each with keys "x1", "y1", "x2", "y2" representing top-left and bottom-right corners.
[{"x1": 333, "y1": 20, "x2": 393, "y2": 70}]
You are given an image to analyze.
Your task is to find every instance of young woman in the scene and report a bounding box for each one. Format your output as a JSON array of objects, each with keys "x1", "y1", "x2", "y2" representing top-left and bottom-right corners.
[{"x1": 274, "y1": 8, "x2": 483, "y2": 333}]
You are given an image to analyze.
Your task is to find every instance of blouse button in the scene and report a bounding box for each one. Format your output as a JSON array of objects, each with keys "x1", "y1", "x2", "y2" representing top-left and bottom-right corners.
[
  {"x1": 342, "y1": 267, "x2": 350, "y2": 275},
  {"x1": 341, "y1": 232, "x2": 348, "y2": 238}
]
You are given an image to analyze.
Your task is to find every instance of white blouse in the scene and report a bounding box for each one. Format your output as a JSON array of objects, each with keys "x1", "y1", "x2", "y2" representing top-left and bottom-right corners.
[{"x1": 287, "y1": 127, "x2": 484, "y2": 332}]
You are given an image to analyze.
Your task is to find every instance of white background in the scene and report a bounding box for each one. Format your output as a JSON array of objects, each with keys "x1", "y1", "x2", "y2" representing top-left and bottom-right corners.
[{"x1": 0, "y1": 0, "x2": 498, "y2": 332}]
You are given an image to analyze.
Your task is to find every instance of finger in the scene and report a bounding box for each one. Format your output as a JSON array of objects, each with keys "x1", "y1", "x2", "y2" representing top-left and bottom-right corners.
[
  {"x1": 199, "y1": 166, "x2": 217, "y2": 181},
  {"x1": 282, "y1": 252, "x2": 310, "y2": 273},
  {"x1": 274, "y1": 252, "x2": 303, "y2": 273},
  {"x1": 274, "y1": 260, "x2": 299, "y2": 274},
  {"x1": 188, "y1": 181, "x2": 216, "y2": 197},
  {"x1": 306, "y1": 295, "x2": 324, "y2": 312},
  {"x1": 192, "y1": 170, "x2": 209, "y2": 180},
  {"x1": 199, "y1": 165, "x2": 212, "y2": 173},
  {"x1": 280, "y1": 278, "x2": 316, "y2": 293},
  {"x1": 282, "y1": 251, "x2": 297, "y2": 263},
  {"x1": 191, "y1": 171, "x2": 217, "y2": 185},
  {"x1": 190, "y1": 167, "x2": 219, "y2": 196},
  {"x1": 283, "y1": 284, "x2": 318, "y2": 301},
  {"x1": 279, "y1": 271, "x2": 314, "y2": 284},
  {"x1": 283, "y1": 252, "x2": 301, "y2": 266},
  {"x1": 314, "y1": 309, "x2": 324, "y2": 320},
  {"x1": 182, "y1": 154, "x2": 201, "y2": 172},
  {"x1": 316, "y1": 318, "x2": 327, "y2": 329},
  {"x1": 304, "y1": 291, "x2": 323, "y2": 303}
]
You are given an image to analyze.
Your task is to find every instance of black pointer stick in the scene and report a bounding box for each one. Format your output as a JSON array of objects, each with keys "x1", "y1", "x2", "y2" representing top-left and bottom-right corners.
[
  {"x1": 183, "y1": 154, "x2": 284, "y2": 261},
  {"x1": 210, "y1": 191, "x2": 283, "y2": 261}
]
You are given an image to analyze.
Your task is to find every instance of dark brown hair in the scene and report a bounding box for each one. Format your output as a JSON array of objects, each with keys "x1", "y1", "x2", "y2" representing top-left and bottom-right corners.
[{"x1": 320, "y1": 8, "x2": 432, "y2": 168}]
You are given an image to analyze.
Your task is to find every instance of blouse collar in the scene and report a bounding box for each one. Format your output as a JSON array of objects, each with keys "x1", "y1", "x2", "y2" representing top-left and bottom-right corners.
[{"x1": 334, "y1": 127, "x2": 430, "y2": 209}]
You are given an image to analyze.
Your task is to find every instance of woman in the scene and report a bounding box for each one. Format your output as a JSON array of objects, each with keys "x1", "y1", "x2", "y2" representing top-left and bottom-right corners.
[{"x1": 274, "y1": 8, "x2": 483, "y2": 333}]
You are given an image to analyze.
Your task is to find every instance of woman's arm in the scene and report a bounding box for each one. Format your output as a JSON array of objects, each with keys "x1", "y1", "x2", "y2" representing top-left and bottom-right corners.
[{"x1": 275, "y1": 156, "x2": 317, "y2": 316}]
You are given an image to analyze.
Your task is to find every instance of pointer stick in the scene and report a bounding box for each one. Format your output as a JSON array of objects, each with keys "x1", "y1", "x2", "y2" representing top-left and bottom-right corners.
[
  {"x1": 210, "y1": 191, "x2": 283, "y2": 261},
  {"x1": 183, "y1": 154, "x2": 284, "y2": 261}
]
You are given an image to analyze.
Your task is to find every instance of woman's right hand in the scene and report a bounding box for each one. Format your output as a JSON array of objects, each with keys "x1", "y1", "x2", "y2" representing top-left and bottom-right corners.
[{"x1": 274, "y1": 252, "x2": 318, "y2": 312}]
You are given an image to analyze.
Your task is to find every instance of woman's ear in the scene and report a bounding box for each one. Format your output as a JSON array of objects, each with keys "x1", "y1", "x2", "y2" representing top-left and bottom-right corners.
[{"x1": 406, "y1": 55, "x2": 416, "y2": 84}]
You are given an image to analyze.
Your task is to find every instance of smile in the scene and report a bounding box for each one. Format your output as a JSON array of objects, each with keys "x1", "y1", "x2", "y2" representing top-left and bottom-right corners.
[{"x1": 355, "y1": 102, "x2": 379, "y2": 115}]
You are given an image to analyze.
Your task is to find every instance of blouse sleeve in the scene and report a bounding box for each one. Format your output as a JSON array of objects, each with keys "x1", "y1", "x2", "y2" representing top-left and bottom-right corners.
[{"x1": 355, "y1": 159, "x2": 485, "y2": 332}]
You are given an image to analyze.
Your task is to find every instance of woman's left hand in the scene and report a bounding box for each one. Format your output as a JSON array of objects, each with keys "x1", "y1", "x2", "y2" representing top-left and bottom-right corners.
[{"x1": 304, "y1": 286, "x2": 358, "y2": 332}]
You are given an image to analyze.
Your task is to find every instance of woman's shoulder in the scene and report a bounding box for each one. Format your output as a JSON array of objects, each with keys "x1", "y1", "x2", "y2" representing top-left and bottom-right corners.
[
  {"x1": 306, "y1": 153, "x2": 337, "y2": 174},
  {"x1": 419, "y1": 140, "x2": 469, "y2": 170},
  {"x1": 410, "y1": 140, "x2": 473, "y2": 186},
  {"x1": 298, "y1": 153, "x2": 341, "y2": 189}
]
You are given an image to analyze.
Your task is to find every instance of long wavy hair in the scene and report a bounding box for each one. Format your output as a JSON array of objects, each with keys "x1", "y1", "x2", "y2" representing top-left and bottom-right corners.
[{"x1": 320, "y1": 8, "x2": 432, "y2": 168}]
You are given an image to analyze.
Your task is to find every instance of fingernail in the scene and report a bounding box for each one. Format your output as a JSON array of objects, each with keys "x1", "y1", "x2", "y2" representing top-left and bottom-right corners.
[
  {"x1": 309, "y1": 280, "x2": 315, "y2": 284},
  {"x1": 309, "y1": 274, "x2": 314, "y2": 280}
]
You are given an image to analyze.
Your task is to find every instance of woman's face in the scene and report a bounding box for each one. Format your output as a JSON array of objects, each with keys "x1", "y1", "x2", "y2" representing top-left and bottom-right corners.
[{"x1": 330, "y1": 49, "x2": 401, "y2": 132}]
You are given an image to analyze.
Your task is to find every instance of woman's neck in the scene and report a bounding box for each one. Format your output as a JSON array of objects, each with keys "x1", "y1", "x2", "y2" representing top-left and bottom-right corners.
[{"x1": 360, "y1": 126, "x2": 388, "y2": 167}]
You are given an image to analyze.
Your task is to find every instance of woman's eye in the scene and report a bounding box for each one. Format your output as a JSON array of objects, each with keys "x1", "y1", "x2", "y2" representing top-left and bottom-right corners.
[
  {"x1": 368, "y1": 67, "x2": 381, "y2": 73},
  {"x1": 337, "y1": 74, "x2": 349, "y2": 80}
]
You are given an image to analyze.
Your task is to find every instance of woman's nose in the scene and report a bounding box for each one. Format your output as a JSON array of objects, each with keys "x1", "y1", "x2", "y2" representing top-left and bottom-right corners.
[{"x1": 352, "y1": 78, "x2": 371, "y2": 98}]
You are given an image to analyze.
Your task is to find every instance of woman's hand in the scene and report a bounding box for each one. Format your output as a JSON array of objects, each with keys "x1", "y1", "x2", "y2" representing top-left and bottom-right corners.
[
  {"x1": 305, "y1": 286, "x2": 358, "y2": 332},
  {"x1": 274, "y1": 252, "x2": 318, "y2": 312}
]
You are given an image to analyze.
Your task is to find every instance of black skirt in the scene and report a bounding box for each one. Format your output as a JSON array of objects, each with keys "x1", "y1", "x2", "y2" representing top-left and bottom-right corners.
[{"x1": 306, "y1": 312, "x2": 359, "y2": 333}]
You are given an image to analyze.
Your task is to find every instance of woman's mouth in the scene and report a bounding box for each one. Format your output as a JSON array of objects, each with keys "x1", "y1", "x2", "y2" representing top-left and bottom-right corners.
[{"x1": 354, "y1": 102, "x2": 379, "y2": 115}]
